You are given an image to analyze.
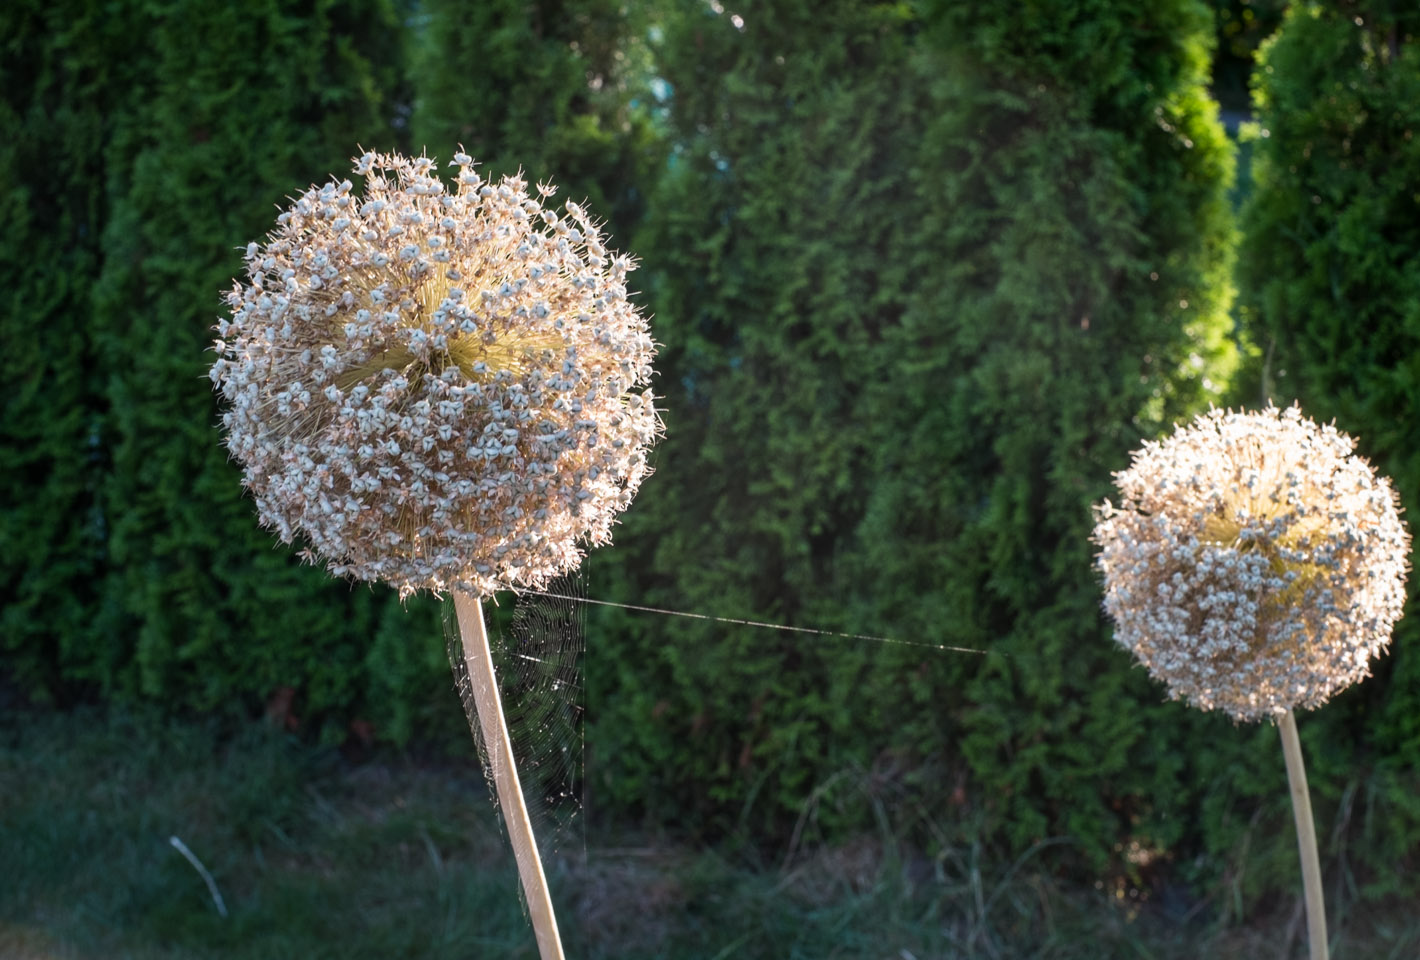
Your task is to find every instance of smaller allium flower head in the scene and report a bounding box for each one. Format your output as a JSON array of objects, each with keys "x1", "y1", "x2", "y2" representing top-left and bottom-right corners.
[
  {"x1": 210, "y1": 150, "x2": 660, "y2": 598},
  {"x1": 1092, "y1": 405, "x2": 1409, "y2": 722}
]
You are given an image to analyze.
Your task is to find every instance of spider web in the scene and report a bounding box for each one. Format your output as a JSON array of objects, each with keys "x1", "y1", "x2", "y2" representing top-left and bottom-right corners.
[
  {"x1": 442, "y1": 570, "x2": 992, "y2": 874},
  {"x1": 445, "y1": 572, "x2": 586, "y2": 867}
]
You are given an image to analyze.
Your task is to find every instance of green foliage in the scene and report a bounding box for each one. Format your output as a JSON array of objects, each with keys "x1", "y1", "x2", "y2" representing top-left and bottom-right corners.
[
  {"x1": 0, "y1": 1, "x2": 127, "y2": 700},
  {"x1": 408, "y1": 0, "x2": 663, "y2": 234},
  {"x1": 882, "y1": 0, "x2": 1241, "y2": 861},
  {"x1": 7, "y1": 0, "x2": 1416, "y2": 908},
  {"x1": 1, "y1": 0, "x2": 450, "y2": 741},
  {"x1": 587, "y1": 0, "x2": 1246, "y2": 876},
  {"x1": 0, "y1": 708, "x2": 538, "y2": 959},
  {"x1": 585, "y1": 0, "x2": 929, "y2": 839},
  {"x1": 1210, "y1": 0, "x2": 1289, "y2": 113},
  {"x1": 1238, "y1": 0, "x2": 1420, "y2": 891}
]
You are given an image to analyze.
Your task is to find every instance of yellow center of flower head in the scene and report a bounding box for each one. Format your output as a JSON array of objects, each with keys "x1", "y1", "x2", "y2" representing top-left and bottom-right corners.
[
  {"x1": 1196, "y1": 499, "x2": 1327, "y2": 661},
  {"x1": 1091, "y1": 405, "x2": 1409, "y2": 722},
  {"x1": 324, "y1": 240, "x2": 563, "y2": 393},
  {"x1": 211, "y1": 149, "x2": 661, "y2": 599}
]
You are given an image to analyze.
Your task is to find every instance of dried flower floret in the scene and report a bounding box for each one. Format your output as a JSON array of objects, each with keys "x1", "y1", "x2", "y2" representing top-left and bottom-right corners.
[
  {"x1": 210, "y1": 150, "x2": 660, "y2": 598},
  {"x1": 1093, "y1": 405, "x2": 1409, "y2": 721}
]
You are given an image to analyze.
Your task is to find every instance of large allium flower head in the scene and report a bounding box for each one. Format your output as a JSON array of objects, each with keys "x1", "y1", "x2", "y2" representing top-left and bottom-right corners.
[
  {"x1": 1092, "y1": 405, "x2": 1409, "y2": 722},
  {"x1": 210, "y1": 149, "x2": 660, "y2": 598}
]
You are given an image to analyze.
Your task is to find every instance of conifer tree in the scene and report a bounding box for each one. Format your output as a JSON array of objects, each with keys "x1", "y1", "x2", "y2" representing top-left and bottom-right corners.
[
  {"x1": 1, "y1": 2, "x2": 125, "y2": 697},
  {"x1": 2, "y1": 0, "x2": 457, "y2": 739},
  {"x1": 1240, "y1": 2, "x2": 1420, "y2": 828},
  {"x1": 586, "y1": 0, "x2": 928, "y2": 835},
  {"x1": 855, "y1": 0, "x2": 1240, "y2": 854},
  {"x1": 94, "y1": 0, "x2": 434, "y2": 734},
  {"x1": 592, "y1": 0, "x2": 1241, "y2": 859}
]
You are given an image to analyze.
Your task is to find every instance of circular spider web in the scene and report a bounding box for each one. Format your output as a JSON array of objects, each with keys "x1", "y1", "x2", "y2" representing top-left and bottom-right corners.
[{"x1": 445, "y1": 573, "x2": 586, "y2": 866}]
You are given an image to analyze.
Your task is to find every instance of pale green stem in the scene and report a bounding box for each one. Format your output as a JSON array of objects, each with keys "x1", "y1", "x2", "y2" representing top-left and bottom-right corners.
[
  {"x1": 454, "y1": 590, "x2": 565, "y2": 960},
  {"x1": 1279, "y1": 708, "x2": 1328, "y2": 960}
]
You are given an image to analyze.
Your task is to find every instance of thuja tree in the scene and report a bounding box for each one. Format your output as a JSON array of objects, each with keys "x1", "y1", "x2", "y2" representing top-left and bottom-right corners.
[
  {"x1": 102, "y1": 0, "x2": 450, "y2": 741},
  {"x1": 591, "y1": 0, "x2": 1243, "y2": 866},
  {"x1": 1, "y1": 0, "x2": 456, "y2": 742},
  {"x1": 853, "y1": 0, "x2": 1242, "y2": 862},
  {"x1": 1239, "y1": 1, "x2": 1420, "y2": 893},
  {"x1": 583, "y1": 0, "x2": 929, "y2": 838},
  {"x1": 1, "y1": 2, "x2": 122, "y2": 698}
]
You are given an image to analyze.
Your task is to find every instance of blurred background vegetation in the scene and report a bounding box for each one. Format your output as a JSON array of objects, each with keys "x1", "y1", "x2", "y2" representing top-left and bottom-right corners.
[{"x1": 3, "y1": 0, "x2": 1419, "y2": 954}]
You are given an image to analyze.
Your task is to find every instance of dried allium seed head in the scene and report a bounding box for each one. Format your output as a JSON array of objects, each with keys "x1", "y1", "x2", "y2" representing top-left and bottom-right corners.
[
  {"x1": 1092, "y1": 405, "x2": 1409, "y2": 722},
  {"x1": 210, "y1": 150, "x2": 661, "y2": 598}
]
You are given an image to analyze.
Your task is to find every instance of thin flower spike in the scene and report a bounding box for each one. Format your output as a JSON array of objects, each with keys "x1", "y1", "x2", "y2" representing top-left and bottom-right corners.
[
  {"x1": 210, "y1": 150, "x2": 661, "y2": 599},
  {"x1": 1092, "y1": 404, "x2": 1409, "y2": 722}
]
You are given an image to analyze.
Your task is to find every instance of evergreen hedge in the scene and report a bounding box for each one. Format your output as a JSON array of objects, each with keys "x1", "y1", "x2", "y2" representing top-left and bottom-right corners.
[
  {"x1": 9, "y1": 0, "x2": 1415, "y2": 892},
  {"x1": 2, "y1": 1, "x2": 117, "y2": 700},
  {"x1": 584, "y1": 0, "x2": 1251, "y2": 871},
  {"x1": 1239, "y1": 0, "x2": 1420, "y2": 892},
  {"x1": 1, "y1": 0, "x2": 455, "y2": 744},
  {"x1": 1, "y1": 0, "x2": 662, "y2": 746}
]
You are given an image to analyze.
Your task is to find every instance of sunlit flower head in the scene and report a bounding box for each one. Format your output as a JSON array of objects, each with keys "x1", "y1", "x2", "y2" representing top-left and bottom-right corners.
[
  {"x1": 210, "y1": 150, "x2": 660, "y2": 598},
  {"x1": 1092, "y1": 405, "x2": 1409, "y2": 722}
]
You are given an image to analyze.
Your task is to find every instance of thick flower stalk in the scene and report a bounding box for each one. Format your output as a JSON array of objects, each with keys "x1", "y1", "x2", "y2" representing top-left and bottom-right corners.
[
  {"x1": 210, "y1": 150, "x2": 659, "y2": 599},
  {"x1": 1092, "y1": 404, "x2": 1408, "y2": 723}
]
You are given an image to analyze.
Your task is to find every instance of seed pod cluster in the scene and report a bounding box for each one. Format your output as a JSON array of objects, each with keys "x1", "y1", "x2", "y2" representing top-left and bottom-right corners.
[
  {"x1": 211, "y1": 150, "x2": 660, "y2": 598},
  {"x1": 1093, "y1": 405, "x2": 1409, "y2": 721}
]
